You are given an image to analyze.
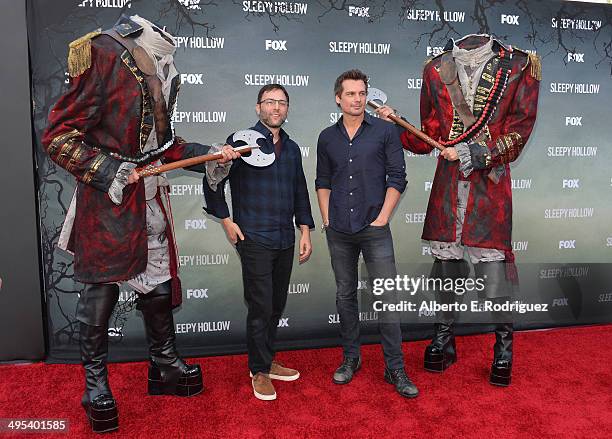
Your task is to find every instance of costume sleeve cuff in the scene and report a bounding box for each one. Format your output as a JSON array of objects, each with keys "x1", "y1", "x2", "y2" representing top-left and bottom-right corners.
[
  {"x1": 108, "y1": 162, "x2": 137, "y2": 205},
  {"x1": 205, "y1": 144, "x2": 232, "y2": 191},
  {"x1": 456, "y1": 142, "x2": 474, "y2": 177},
  {"x1": 472, "y1": 142, "x2": 491, "y2": 171}
]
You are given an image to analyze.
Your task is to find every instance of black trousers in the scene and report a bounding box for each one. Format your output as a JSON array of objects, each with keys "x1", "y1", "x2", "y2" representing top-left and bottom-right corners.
[{"x1": 236, "y1": 238, "x2": 294, "y2": 375}]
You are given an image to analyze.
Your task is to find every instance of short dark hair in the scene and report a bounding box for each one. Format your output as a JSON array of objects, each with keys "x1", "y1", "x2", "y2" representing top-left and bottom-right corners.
[
  {"x1": 257, "y1": 84, "x2": 290, "y2": 104},
  {"x1": 334, "y1": 69, "x2": 368, "y2": 97}
]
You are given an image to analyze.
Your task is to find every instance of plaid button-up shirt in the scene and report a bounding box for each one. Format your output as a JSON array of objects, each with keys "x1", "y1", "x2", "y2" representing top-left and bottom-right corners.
[{"x1": 203, "y1": 121, "x2": 315, "y2": 250}]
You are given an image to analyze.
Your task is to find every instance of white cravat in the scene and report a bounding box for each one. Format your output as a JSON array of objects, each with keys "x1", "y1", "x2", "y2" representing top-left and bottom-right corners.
[
  {"x1": 452, "y1": 36, "x2": 495, "y2": 110},
  {"x1": 131, "y1": 15, "x2": 178, "y2": 101}
]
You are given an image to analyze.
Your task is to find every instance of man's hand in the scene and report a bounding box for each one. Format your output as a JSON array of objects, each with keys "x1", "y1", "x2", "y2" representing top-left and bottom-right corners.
[
  {"x1": 298, "y1": 227, "x2": 312, "y2": 264},
  {"x1": 221, "y1": 217, "x2": 244, "y2": 245},
  {"x1": 441, "y1": 147, "x2": 459, "y2": 161},
  {"x1": 218, "y1": 144, "x2": 241, "y2": 164},
  {"x1": 374, "y1": 105, "x2": 396, "y2": 122},
  {"x1": 127, "y1": 169, "x2": 140, "y2": 184},
  {"x1": 370, "y1": 215, "x2": 389, "y2": 227}
]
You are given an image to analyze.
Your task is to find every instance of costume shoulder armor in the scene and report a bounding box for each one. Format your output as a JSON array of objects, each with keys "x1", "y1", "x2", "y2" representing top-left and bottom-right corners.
[
  {"x1": 67, "y1": 29, "x2": 102, "y2": 77},
  {"x1": 512, "y1": 47, "x2": 542, "y2": 81},
  {"x1": 426, "y1": 39, "x2": 453, "y2": 67},
  {"x1": 111, "y1": 15, "x2": 143, "y2": 38},
  {"x1": 424, "y1": 51, "x2": 447, "y2": 65},
  {"x1": 423, "y1": 50, "x2": 450, "y2": 70},
  {"x1": 67, "y1": 16, "x2": 145, "y2": 78},
  {"x1": 492, "y1": 37, "x2": 511, "y2": 52}
]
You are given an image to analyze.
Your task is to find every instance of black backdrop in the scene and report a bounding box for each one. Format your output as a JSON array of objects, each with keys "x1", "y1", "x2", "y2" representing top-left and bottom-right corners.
[{"x1": 0, "y1": 0, "x2": 45, "y2": 362}]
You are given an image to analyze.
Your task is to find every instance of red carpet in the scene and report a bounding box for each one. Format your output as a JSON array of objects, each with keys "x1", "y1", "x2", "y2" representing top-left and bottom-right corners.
[{"x1": 1, "y1": 325, "x2": 611, "y2": 438}]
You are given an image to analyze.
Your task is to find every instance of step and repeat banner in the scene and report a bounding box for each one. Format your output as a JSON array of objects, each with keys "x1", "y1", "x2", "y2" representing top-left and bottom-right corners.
[{"x1": 27, "y1": 0, "x2": 612, "y2": 362}]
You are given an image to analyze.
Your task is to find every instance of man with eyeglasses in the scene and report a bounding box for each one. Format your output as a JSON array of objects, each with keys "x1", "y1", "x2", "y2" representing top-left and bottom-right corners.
[{"x1": 203, "y1": 84, "x2": 314, "y2": 401}]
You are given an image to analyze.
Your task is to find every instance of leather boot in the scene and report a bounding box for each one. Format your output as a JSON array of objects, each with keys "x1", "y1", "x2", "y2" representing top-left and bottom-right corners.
[
  {"x1": 490, "y1": 322, "x2": 513, "y2": 386},
  {"x1": 474, "y1": 262, "x2": 514, "y2": 386},
  {"x1": 424, "y1": 259, "x2": 469, "y2": 372},
  {"x1": 76, "y1": 284, "x2": 120, "y2": 433},
  {"x1": 137, "y1": 281, "x2": 203, "y2": 397},
  {"x1": 332, "y1": 356, "x2": 361, "y2": 384},
  {"x1": 384, "y1": 367, "x2": 419, "y2": 398},
  {"x1": 424, "y1": 322, "x2": 457, "y2": 372}
]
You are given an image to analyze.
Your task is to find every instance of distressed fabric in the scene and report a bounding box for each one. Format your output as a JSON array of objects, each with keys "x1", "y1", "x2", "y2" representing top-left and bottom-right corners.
[
  {"x1": 401, "y1": 38, "x2": 540, "y2": 251},
  {"x1": 130, "y1": 14, "x2": 178, "y2": 99},
  {"x1": 453, "y1": 36, "x2": 496, "y2": 109},
  {"x1": 108, "y1": 162, "x2": 137, "y2": 205},
  {"x1": 42, "y1": 27, "x2": 210, "y2": 305},
  {"x1": 205, "y1": 144, "x2": 232, "y2": 191},
  {"x1": 430, "y1": 181, "x2": 505, "y2": 263},
  {"x1": 127, "y1": 197, "x2": 171, "y2": 294}
]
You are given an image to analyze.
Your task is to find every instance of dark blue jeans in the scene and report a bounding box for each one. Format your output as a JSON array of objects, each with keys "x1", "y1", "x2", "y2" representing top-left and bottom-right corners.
[{"x1": 326, "y1": 224, "x2": 404, "y2": 370}]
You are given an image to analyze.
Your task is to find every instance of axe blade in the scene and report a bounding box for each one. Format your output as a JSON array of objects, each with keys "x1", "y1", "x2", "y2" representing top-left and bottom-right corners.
[
  {"x1": 232, "y1": 129, "x2": 275, "y2": 167},
  {"x1": 367, "y1": 87, "x2": 388, "y2": 106}
]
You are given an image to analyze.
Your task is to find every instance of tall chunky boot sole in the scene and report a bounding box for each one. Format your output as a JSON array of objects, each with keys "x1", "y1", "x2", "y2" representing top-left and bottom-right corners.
[
  {"x1": 489, "y1": 364, "x2": 512, "y2": 386},
  {"x1": 148, "y1": 367, "x2": 204, "y2": 397},
  {"x1": 424, "y1": 348, "x2": 457, "y2": 373},
  {"x1": 83, "y1": 403, "x2": 118, "y2": 434}
]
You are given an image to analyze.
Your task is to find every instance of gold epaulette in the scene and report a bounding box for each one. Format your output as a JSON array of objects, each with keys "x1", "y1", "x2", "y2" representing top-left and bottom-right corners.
[
  {"x1": 514, "y1": 47, "x2": 542, "y2": 81},
  {"x1": 67, "y1": 29, "x2": 101, "y2": 77},
  {"x1": 527, "y1": 52, "x2": 542, "y2": 81}
]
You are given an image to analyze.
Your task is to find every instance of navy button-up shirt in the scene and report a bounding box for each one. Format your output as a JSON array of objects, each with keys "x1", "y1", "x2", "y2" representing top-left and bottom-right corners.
[
  {"x1": 315, "y1": 113, "x2": 407, "y2": 234},
  {"x1": 203, "y1": 121, "x2": 315, "y2": 250}
]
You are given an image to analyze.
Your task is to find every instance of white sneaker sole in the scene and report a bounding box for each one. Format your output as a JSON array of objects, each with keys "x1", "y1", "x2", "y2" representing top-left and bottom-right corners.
[
  {"x1": 249, "y1": 371, "x2": 300, "y2": 382},
  {"x1": 252, "y1": 383, "x2": 277, "y2": 401}
]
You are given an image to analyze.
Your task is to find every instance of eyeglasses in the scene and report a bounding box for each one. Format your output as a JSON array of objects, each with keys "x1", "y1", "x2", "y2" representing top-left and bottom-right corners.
[{"x1": 259, "y1": 99, "x2": 289, "y2": 107}]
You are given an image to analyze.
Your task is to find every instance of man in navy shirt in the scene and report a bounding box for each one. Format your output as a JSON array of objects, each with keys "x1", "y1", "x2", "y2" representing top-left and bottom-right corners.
[
  {"x1": 315, "y1": 70, "x2": 418, "y2": 398},
  {"x1": 203, "y1": 84, "x2": 314, "y2": 401}
]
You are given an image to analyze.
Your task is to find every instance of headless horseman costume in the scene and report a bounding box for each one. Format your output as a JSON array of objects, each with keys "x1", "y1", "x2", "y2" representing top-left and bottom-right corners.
[
  {"x1": 399, "y1": 34, "x2": 541, "y2": 386},
  {"x1": 42, "y1": 16, "x2": 209, "y2": 433}
]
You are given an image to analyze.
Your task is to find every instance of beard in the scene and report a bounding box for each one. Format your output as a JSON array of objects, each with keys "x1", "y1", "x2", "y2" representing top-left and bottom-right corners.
[{"x1": 260, "y1": 113, "x2": 286, "y2": 128}]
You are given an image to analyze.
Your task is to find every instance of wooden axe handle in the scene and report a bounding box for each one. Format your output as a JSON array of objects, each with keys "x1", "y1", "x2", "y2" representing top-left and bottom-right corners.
[
  {"x1": 367, "y1": 100, "x2": 444, "y2": 151},
  {"x1": 136, "y1": 145, "x2": 253, "y2": 177}
]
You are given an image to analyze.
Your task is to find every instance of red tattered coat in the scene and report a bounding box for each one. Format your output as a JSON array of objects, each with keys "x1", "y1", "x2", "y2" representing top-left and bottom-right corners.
[
  {"x1": 401, "y1": 39, "x2": 540, "y2": 252},
  {"x1": 42, "y1": 27, "x2": 208, "y2": 306}
]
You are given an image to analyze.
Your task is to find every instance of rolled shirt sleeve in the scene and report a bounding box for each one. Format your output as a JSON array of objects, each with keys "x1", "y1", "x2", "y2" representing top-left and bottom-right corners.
[
  {"x1": 294, "y1": 155, "x2": 315, "y2": 229},
  {"x1": 384, "y1": 123, "x2": 408, "y2": 193},
  {"x1": 315, "y1": 133, "x2": 332, "y2": 190}
]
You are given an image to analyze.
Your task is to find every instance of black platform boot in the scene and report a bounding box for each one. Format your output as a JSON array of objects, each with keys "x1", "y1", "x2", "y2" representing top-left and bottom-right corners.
[
  {"x1": 137, "y1": 281, "x2": 203, "y2": 397},
  {"x1": 424, "y1": 259, "x2": 469, "y2": 373},
  {"x1": 77, "y1": 284, "x2": 120, "y2": 433},
  {"x1": 474, "y1": 262, "x2": 514, "y2": 386},
  {"x1": 490, "y1": 322, "x2": 513, "y2": 386}
]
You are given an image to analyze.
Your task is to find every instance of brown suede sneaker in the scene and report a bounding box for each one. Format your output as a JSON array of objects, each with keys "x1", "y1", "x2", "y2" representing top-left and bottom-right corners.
[
  {"x1": 269, "y1": 361, "x2": 300, "y2": 381},
  {"x1": 251, "y1": 372, "x2": 276, "y2": 401},
  {"x1": 249, "y1": 362, "x2": 300, "y2": 381}
]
